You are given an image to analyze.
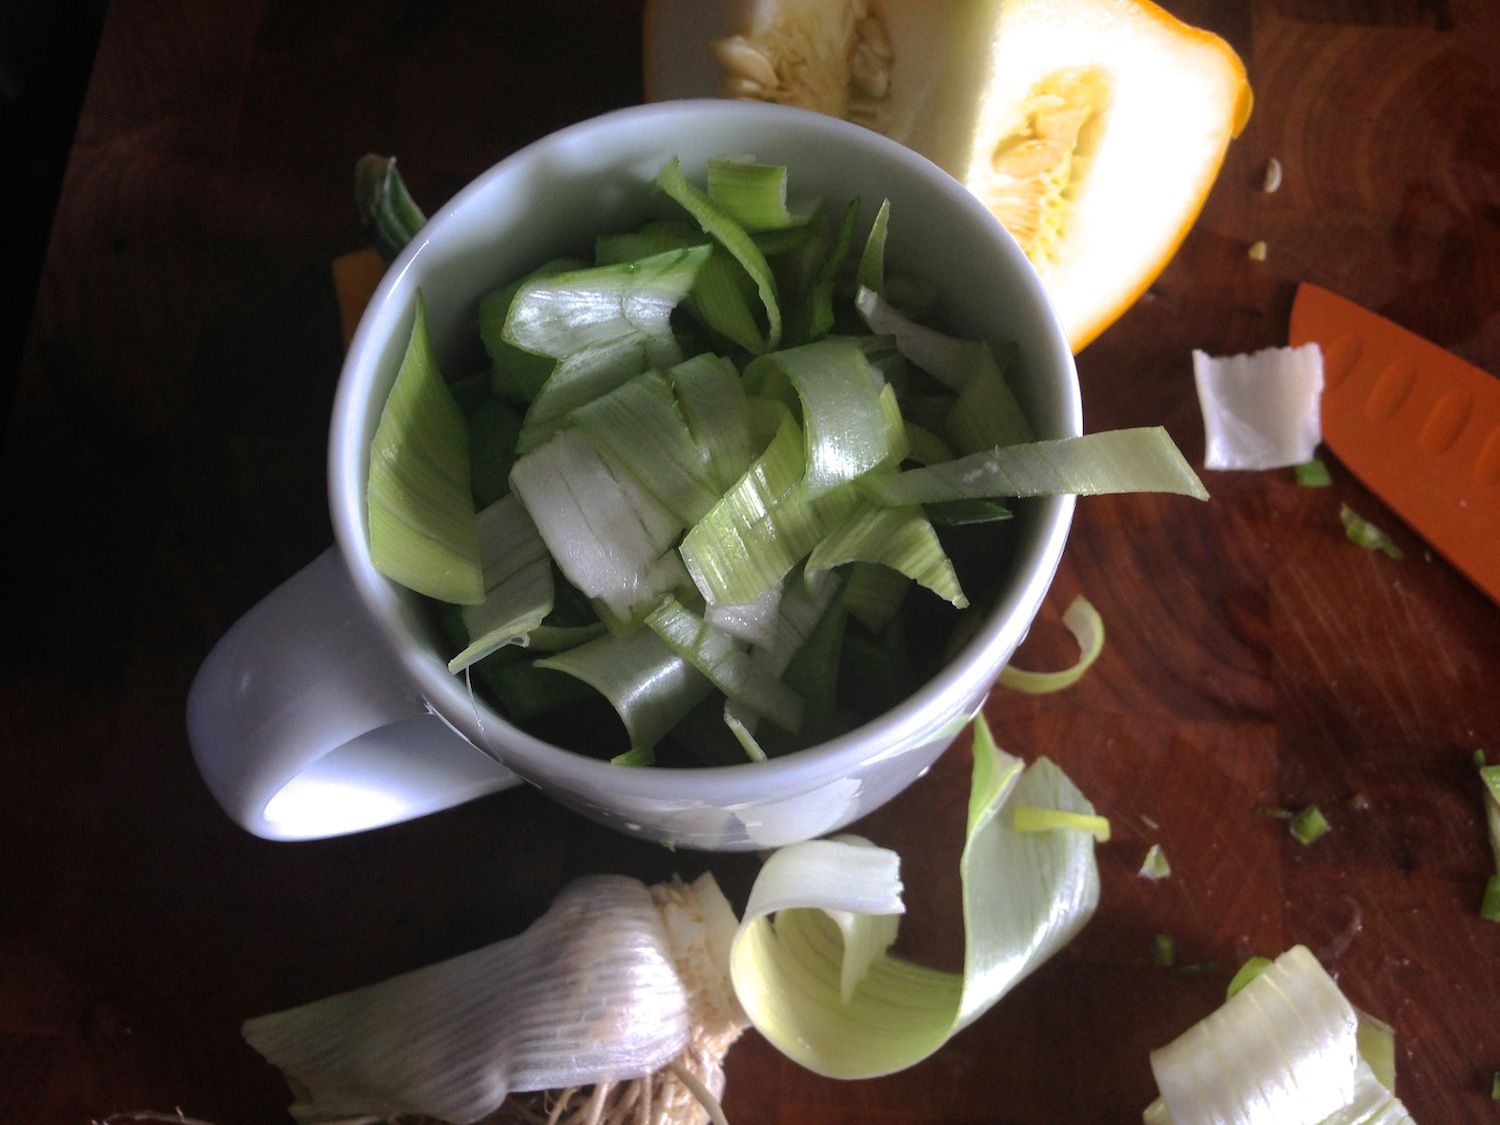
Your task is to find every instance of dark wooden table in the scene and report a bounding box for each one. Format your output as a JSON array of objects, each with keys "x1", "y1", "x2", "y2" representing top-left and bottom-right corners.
[{"x1": 4, "y1": 2, "x2": 1497, "y2": 1121}]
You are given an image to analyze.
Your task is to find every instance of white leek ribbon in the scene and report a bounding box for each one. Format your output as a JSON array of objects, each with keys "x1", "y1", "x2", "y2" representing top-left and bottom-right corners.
[
  {"x1": 729, "y1": 716, "x2": 1100, "y2": 1078},
  {"x1": 1145, "y1": 945, "x2": 1416, "y2": 1125}
]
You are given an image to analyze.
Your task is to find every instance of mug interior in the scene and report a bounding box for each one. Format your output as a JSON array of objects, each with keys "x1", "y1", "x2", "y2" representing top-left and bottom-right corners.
[{"x1": 330, "y1": 100, "x2": 1081, "y2": 806}]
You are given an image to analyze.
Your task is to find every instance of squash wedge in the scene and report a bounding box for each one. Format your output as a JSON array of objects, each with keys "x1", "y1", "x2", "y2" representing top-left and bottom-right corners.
[{"x1": 643, "y1": 0, "x2": 1252, "y2": 352}]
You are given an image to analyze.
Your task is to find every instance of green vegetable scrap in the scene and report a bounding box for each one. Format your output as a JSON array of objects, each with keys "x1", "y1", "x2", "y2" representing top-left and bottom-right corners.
[
  {"x1": 1139, "y1": 843, "x2": 1171, "y2": 880},
  {"x1": 1011, "y1": 806, "x2": 1112, "y2": 841},
  {"x1": 362, "y1": 155, "x2": 1209, "y2": 765},
  {"x1": 1290, "y1": 805, "x2": 1331, "y2": 845},
  {"x1": 1339, "y1": 502, "x2": 1403, "y2": 559},
  {"x1": 1294, "y1": 456, "x2": 1331, "y2": 487},
  {"x1": 1152, "y1": 933, "x2": 1176, "y2": 968},
  {"x1": 1481, "y1": 755, "x2": 1500, "y2": 921},
  {"x1": 1225, "y1": 955, "x2": 1271, "y2": 998}
]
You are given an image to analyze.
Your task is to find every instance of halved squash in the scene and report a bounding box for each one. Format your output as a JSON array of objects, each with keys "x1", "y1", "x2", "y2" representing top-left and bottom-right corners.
[{"x1": 643, "y1": 0, "x2": 1252, "y2": 352}]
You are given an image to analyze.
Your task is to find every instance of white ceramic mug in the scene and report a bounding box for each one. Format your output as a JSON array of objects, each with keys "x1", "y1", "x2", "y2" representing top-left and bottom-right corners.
[{"x1": 186, "y1": 100, "x2": 1080, "y2": 849}]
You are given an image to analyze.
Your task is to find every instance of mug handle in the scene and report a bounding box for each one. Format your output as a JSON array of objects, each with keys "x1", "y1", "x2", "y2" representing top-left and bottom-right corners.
[{"x1": 186, "y1": 547, "x2": 521, "y2": 840}]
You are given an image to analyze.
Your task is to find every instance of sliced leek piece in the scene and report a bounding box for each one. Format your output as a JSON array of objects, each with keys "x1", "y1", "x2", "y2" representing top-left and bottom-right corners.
[
  {"x1": 449, "y1": 496, "x2": 554, "y2": 674},
  {"x1": 1149, "y1": 945, "x2": 1365, "y2": 1125},
  {"x1": 1193, "y1": 344, "x2": 1324, "y2": 471},
  {"x1": 860, "y1": 428, "x2": 1209, "y2": 507},
  {"x1": 536, "y1": 626, "x2": 714, "y2": 750},
  {"x1": 745, "y1": 337, "x2": 891, "y2": 499},
  {"x1": 657, "y1": 156, "x2": 782, "y2": 353},
  {"x1": 679, "y1": 406, "x2": 856, "y2": 608},
  {"x1": 806, "y1": 500, "x2": 966, "y2": 608},
  {"x1": 669, "y1": 353, "x2": 757, "y2": 493},
  {"x1": 509, "y1": 430, "x2": 683, "y2": 620},
  {"x1": 645, "y1": 595, "x2": 804, "y2": 734},
  {"x1": 856, "y1": 198, "x2": 891, "y2": 295},
  {"x1": 508, "y1": 247, "x2": 710, "y2": 452},
  {"x1": 367, "y1": 293, "x2": 484, "y2": 605},
  {"x1": 571, "y1": 370, "x2": 721, "y2": 526},
  {"x1": 707, "y1": 157, "x2": 811, "y2": 232}
]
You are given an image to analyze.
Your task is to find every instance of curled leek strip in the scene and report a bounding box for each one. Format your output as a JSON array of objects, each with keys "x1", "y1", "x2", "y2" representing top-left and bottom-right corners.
[
  {"x1": 728, "y1": 714, "x2": 1100, "y2": 1078},
  {"x1": 998, "y1": 594, "x2": 1105, "y2": 695}
]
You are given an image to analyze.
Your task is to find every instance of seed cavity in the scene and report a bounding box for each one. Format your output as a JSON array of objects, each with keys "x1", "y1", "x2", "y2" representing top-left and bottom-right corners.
[
  {"x1": 980, "y1": 67, "x2": 1113, "y2": 263},
  {"x1": 712, "y1": 2, "x2": 893, "y2": 126}
]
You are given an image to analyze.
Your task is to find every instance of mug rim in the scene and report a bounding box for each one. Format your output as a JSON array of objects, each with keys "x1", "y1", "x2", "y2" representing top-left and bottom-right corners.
[{"x1": 329, "y1": 99, "x2": 1081, "y2": 803}]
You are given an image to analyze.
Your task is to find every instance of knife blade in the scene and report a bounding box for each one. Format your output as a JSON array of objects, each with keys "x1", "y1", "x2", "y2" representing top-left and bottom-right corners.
[{"x1": 1289, "y1": 282, "x2": 1499, "y2": 605}]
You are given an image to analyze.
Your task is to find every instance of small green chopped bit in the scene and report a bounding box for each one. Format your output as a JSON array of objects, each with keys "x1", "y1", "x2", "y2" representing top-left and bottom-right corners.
[
  {"x1": 1257, "y1": 805, "x2": 1295, "y2": 821},
  {"x1": 1290, "y1": 805, "x2": 1331, "y2": 845},
  {"x1": 1173, "y1": 960, "x2": 1220, "y2": 976},
  {"x1": 1152, "y1": 933, "x2": 1176, "y2": 968},
  {"x1": 1139, "y1": 843, "x2": 1171, "y2": 880},
  {"x1": 1011, "y1": 806, "x2": 1112, "y2": 842},
  {"x1": 1483, "y1": 875, "x2": 1500, "y2": 923},
  {"x1": 1340, "y1": 503, "x2": 1403, "y2": 559},
  {"x1": 1476, "y1": 749, "x2": 1488, "y2": 767},
  {"x1": 610, "y1": 745, "x2": 656, "y2": 767},
  {"x1": 1294, "y1": 457, "x2": 1331, "y2": 487},
  {"x1": 1491, "y1": 1070, "x2": 1500, "y2": 1100},
  {"x1": 1481, "y1": 764, "x2": 1500, "y2": 804},
  {"x1": 1226, "y1": 955, "x2": 1273, "y2": 999}
]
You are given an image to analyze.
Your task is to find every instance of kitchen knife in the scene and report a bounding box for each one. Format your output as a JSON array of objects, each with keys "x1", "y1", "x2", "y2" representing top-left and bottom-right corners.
[{"x1": 1289, "y1": 282, "x2": 1499, "y2": 605}]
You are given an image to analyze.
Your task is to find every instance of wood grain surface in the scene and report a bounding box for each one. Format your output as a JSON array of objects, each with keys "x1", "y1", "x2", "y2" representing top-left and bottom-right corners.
[{"x1": 2, "y1": 1, "x2": 1497, "y2": 1122}]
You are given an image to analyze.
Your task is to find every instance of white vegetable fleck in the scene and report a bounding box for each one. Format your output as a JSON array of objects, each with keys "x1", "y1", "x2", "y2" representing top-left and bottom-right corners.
[
  {"x1": 1263, "y1": 157, "x2": 1283, "y2": 193},
  {"x1": 1193, "y1": 343, "x2": 1324, "y2": 470}
]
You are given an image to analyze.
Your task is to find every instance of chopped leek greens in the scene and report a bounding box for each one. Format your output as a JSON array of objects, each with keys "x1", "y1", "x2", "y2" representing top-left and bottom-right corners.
[
  {"x1": 1483, "y1": 753, "x2": 1500, "y2": 919},
  {"x1": 1152, "y1": 933, "x2": 1176, "y2": 968},
  {"x1": 1340, "y1": 503, "x2": 1403, "y2": 560},
  {"x1": 1290, "y1": 804, "x2": 1331, "y2": 845},
  {"x1": 997, "y1": 595, "x2": 1104, "y2": 695},
  {"x1": 1295, "y1": 457, "x2": 1332, "y2": 487},
  {"x1": 1225, "y1": 955, "x2": 1272, "y2": 998},
  {"x1": 1012, "y1": 806, "x2": 1111, "y2": 841},
  {"x1": 363, "y1": 156, "x2": 1208, "y2": 766},
  {"x1": 367, "y1": 295, "x2": 484, "y2": 606},
  {"x1": 1139, "y1": 843, "x2": 1171, "y2": 881},
  {"x1": 706, "y1": 157, "x2": 809, "y2": 233},
  {"x1": 1480, "y1": 876, "x2": 1500, "y2": 923},
  {"x1": 655, "y1": 157, "x2": 781, "y2": 353},
  {"x1": 855, "y1": 198, "x2": 890, "y2": 295}
]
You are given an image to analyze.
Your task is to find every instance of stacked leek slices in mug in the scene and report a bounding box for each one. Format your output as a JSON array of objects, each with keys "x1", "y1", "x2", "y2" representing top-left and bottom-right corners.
[{"x1": 367, "y1": 156, "x2": 1205, "y2": 766}]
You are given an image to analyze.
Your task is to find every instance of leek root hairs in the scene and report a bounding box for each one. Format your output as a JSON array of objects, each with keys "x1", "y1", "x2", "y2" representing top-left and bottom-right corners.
[{"x1": 471, "y1": 1040, "x2": 733, "y2": 1125}]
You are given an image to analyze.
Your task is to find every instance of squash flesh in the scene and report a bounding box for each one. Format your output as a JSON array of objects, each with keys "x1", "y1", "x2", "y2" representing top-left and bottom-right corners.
[{"x1": 643, "y1": 0, "x2": 1252, "y2": 353}]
